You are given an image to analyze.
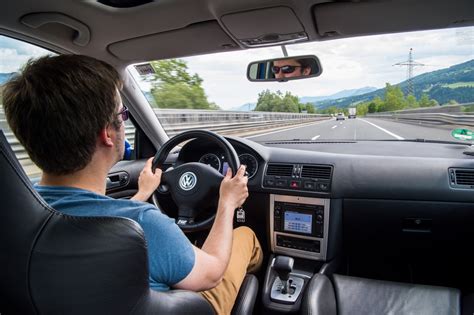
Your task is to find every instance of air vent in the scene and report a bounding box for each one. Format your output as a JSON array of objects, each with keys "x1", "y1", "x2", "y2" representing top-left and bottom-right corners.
[
  {"x1": 449, "y1": 168, "x2": 474, "y2": 189},
  {"x1": 301, "y1": 165, "x2": 332, "y2": 180},
  {"x1": 266, "y1": 164, "x2": 293, "y2": 177},
  {"x1": 455, "y1": 169, "x2": 474, "y2": 186}
]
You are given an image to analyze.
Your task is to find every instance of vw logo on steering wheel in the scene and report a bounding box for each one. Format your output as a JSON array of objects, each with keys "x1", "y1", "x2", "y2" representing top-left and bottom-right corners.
[{"x1": 179, "y1": 172, "x2": 197, "y2": 191}]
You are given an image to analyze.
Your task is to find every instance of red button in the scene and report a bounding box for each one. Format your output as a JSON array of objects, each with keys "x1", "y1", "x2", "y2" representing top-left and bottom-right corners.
[{"x1": 290, "y1": 181, "x2": 300, "y2": 188}]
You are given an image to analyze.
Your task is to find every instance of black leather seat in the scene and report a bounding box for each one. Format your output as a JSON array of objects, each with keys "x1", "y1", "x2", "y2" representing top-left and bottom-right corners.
[
  {"x1": 302, "y1": 273, "x2": 461, "y2": 315},
  {"x1": 0, "y1": 130, "x2": 258, "y2": 315}
]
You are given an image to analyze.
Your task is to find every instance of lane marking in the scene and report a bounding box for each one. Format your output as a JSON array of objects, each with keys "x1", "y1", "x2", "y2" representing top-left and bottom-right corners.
[
  {"x1": 312, "y1": 135, "x2": 320, "y2": 140},
  {"x1": 359, "y1": 118, "x2": 404, "y2": 140},
  {"x1": 246, "y1": 119, "x2": 331, "y2": 139},
  {"x1": 332, "y1": 125, "x2": 337, "y2": 129}
]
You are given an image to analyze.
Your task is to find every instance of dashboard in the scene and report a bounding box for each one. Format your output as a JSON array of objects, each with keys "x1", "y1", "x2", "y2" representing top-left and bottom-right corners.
[
  {"x1": 169, "y1": 136, "x2": 474, "y2": 276},
  {"x1": 110, "y1": 134, "x2": 474, "y2": 289},
  {"x1": 175, "y1": 136, "x2": 474, "y2": 202}
]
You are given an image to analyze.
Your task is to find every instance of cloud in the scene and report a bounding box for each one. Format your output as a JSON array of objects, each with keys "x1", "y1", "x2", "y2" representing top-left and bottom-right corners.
[
  {"x1": 182, "y1": 26, "x2": 474, "y2": 109},
  {"x1": 0, "y1": 36, "x2": 53, "y2": 72}
]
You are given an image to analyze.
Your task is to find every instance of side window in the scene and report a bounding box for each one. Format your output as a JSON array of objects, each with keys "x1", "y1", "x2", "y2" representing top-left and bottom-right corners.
[
  {"x1": 0, "y1": 36, "x2": 54, "y2": 180},
  {"x1": 0, "y1": 36, "x2": 137, "y2": 180}
]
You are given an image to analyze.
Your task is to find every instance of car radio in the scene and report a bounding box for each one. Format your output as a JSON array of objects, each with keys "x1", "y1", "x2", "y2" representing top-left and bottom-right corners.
[{"x1": 270, "y1": 194, "x2": 330, "y2": 260}]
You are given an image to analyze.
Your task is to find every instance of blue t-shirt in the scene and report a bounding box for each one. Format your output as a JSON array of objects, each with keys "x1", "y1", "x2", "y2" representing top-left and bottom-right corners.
[{"x1": 35, "y1": 185, "x2": 195, "y2": 291}]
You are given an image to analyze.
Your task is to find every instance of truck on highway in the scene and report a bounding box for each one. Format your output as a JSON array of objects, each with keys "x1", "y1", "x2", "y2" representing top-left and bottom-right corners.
[{"x1": 348, "y1": 107, "x2": 357, "y2": 119}]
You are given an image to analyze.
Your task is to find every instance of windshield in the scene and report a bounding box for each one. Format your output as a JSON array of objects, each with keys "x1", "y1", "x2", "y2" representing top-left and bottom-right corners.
[{"x1": 133, "y1": 26, "x2": 474, "y2": 143}]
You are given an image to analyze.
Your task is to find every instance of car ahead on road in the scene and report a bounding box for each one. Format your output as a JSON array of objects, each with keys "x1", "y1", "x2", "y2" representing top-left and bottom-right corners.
[
  {"x1": 1, "y1": 0, "x2": 474, "y2": 314},
  {"x1": 336, "y1": 113, "x2": 345, "y2": 121}
]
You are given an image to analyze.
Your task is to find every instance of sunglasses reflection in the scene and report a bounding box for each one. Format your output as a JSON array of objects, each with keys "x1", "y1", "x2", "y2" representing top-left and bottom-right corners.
[{"x1": 272, "y1": 58, "x2": 312, "y2": 79}]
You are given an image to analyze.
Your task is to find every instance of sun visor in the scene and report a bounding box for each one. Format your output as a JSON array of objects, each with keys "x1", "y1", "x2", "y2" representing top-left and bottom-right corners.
[
  {"x1": 313, "y1": 0, "x2": 474, "y2": 39},
  {"x1": 108, "y1": 21, "x2": 239, "y2": 61},
  {"x1": 221, "y1": 6, "x2": 307, "y2": 47}
]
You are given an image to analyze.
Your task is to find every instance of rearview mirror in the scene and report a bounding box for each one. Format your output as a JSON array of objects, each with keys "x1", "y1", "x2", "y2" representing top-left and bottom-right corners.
[{"x1": 247, "y1": 55, "x2": 322, "y2": 82}]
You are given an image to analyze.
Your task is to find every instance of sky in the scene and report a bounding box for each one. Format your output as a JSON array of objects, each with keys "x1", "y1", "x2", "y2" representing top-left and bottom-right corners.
[
  {"x1": 0, "y1": 36, "x2": 51, "y2": 73},
  {"x1": 1, "y1": 26, "x2": 473, "y2": 110},
  {"x1": 182, "y1": 26, "x2": 474, "y2": 109}
]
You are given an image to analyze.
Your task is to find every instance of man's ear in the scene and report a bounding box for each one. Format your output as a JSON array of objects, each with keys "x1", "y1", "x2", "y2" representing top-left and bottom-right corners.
[{"x1": 99, "y1": 126, "x2": 114, "y2": 147}]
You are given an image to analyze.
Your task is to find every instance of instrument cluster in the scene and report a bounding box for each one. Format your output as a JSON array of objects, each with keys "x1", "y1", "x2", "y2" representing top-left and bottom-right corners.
[{"x1": 198, "y1": 152, "x2": 259, "y2": 179}]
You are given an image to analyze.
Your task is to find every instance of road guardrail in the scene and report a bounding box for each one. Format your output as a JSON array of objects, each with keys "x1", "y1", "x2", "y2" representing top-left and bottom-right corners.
[
  {"x1": 0, "y1": 108, "x2": 329, "y2": 177},
  {"x1": 366, "y1": 103, "x2": 474, "y2": 127}
]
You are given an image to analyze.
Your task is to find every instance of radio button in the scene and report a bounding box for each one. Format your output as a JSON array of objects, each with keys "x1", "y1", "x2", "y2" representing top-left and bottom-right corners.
[
  {"x1": 275, "y1": 179, "x2": 288, "y2": 187},
  {"x1": 265, "y1": 179, "x2": 275, "y2": 186},
  {"x1": 319, "y1": 183, "x2": 329, "y2": 191}
]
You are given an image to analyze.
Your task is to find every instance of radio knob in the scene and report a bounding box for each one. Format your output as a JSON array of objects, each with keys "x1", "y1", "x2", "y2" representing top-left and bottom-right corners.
[{"x1": 316, "y1": 214, "x2": 323, "y2": 222}]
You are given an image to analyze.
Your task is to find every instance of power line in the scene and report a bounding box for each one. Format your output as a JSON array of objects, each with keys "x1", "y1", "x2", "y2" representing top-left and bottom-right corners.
[{"x1": 393, "y1": 48, "x2": 426, "y2": 95}]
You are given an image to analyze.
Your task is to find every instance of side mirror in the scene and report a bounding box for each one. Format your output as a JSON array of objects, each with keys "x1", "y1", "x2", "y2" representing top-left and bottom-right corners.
[{"x1": 247, "y1": 55, "x2": 322, "y2": 82}]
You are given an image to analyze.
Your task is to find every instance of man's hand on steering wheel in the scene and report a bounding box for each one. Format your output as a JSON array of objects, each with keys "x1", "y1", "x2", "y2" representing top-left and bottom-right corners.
[
  {"x1": 131, "y1": 157, "x2": 163, "y2": 202},
  {"x1": 218, "y1": 165, "x2": 248, "y2": 211}
]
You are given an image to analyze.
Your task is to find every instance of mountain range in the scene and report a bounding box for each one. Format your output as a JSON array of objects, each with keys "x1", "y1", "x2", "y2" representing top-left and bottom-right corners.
[
  {"x1": 299, "y1": 86, "x2": 377, "y2": 104},
  {"x1": 312, "y1": 59, "x2": 474, "y2": 109}
]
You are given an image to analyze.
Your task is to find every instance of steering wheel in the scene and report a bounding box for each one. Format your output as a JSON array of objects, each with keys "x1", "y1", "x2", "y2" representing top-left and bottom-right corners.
[{"x1": 152, "y1": 130, "x2": 240, "y2": 232}]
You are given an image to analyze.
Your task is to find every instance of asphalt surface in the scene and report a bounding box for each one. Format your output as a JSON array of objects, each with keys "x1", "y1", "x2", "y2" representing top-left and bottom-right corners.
[{"x1": 246, "y1": 117, "x2": 462, "y2": 142}]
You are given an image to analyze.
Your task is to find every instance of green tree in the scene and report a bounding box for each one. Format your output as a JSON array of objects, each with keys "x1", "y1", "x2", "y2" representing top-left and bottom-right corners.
[
  {"x1": 406, "y1": 94, "x2": 419, "y2": 108},
  {"x1": 254, "y1": 89, "x2": 276, "y2": 112},
  {"x1": 367, "y1": 97, "x2": 384, "y2": 113},
  {"x1": 150, "y1": 59, "x2": 218, "y2": 109},
  {"x1": 383, "y1": 83, "x2": 405, "y2": 111},
  {"x1": 254, "y1": 90, "x2": 301, "y2": 113},
  {"x1": 304, "y1": 103, "x2": 316, "y2": 114},
  {"x1": 419, "y1": 93, "x2": 431, "y2": 107},
  {"x1": 356, "y1": 102, "x2": 368, "y2": 116},
  {"x1": 152, "y1": 82, "x2": 212, "y2": 109},
  {"x1": 151, "y1": 59, "x2": 202, "y2": 86},
  {"x1": 367, "y1": 102, "x2": 378, "y2": 113}
]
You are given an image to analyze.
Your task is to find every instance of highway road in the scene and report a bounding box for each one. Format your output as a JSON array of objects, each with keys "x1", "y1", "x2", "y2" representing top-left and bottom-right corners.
[{"x1": 247, "y1": 117, "x2": 463, "y2": 142}]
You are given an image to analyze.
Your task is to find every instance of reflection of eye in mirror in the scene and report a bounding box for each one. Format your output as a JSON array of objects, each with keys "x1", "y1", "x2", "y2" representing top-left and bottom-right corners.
[{"x1": 247, "y1": 55, "x2": 322, "y2": 82}]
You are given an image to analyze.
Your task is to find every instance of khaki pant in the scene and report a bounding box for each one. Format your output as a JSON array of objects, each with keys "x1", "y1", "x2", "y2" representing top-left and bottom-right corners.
[{"x1": 200, "y1": 226, "x2": 263, "y2": 315}]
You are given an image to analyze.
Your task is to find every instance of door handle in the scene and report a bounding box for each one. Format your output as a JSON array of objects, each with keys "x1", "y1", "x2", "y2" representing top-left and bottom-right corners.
[{"x1": 106, "y1": 172, "x2": 130, "y2": 190}]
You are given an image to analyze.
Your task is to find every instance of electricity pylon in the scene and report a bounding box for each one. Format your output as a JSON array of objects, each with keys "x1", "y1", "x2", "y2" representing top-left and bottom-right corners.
[{"x1": 393, "y1": 48, "x2": 425, "y2": 95}]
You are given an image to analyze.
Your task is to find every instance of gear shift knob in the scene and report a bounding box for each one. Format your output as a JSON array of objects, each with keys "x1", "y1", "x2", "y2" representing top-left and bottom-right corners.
[{"x1": 273, "y1": 256, "x2": 294, "y2": 293}]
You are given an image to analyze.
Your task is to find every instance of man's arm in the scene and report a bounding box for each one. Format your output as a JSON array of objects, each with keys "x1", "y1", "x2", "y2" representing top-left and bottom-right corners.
[{"x1": 173, "y1": 165, "x2": 248, "y2": 291}]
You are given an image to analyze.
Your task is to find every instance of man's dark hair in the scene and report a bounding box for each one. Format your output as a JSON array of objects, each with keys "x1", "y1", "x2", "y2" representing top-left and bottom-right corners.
[
  {"x1": 296, "y1": 58, "x2": 312, "y2": 74},
  {"x1": 3, "y1": 54, "x2": 123, "y2": 175}
]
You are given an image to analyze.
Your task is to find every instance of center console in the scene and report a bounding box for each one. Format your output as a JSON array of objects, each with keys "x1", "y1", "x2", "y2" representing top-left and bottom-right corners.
[
  {"x1": 270, "y1": 194, "x2": 330, "y2": 261},
  {"x1": 262, "y1": 194, "x2": 333, "y2": 313},
  {"x1": 263, "y1": 194, "x2": 340, "y2": 314}
]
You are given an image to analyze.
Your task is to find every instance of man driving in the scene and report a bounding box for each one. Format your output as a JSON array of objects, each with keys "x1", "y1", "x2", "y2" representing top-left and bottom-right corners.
[
  {"x1": 3, "y1": 54, "x2": 262, "y2": 315},
  {"x1": 272, "y1": 58, "x2": 312, "y2": 79}
]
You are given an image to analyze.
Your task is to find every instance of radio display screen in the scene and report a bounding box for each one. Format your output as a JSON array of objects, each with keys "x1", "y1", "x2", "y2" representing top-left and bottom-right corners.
[{"x1": 283, "y1": 211, "x2": 312, "y2": 234}]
